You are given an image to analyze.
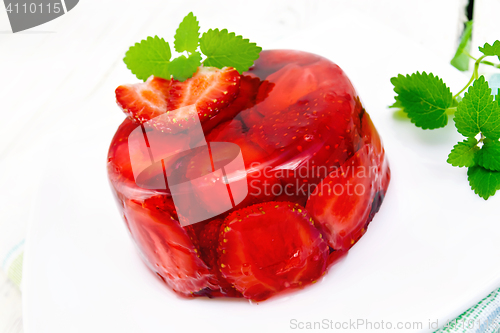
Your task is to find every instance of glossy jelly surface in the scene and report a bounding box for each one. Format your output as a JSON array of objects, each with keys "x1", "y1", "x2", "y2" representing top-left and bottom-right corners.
[{"x1": 107, "y1": 50, "x2": 390, "y2": 301}]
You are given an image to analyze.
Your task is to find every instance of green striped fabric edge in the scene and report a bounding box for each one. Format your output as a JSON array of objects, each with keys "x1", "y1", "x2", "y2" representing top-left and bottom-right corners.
[
  {"x1": 435, "y1": 288, "x2": 500, "y2": 333},
  {"x1": 7, "y1": 252, "x2": 23, "y2": 288}
]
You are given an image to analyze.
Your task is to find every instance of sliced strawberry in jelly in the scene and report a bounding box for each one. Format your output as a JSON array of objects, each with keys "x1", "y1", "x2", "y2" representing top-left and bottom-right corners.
[
  {"x1": 186, "y1": 219, "x2": 243, "y2": 298},
  {"x1": 218, "y1": 201, "x2": 329, "y2": 301},
  {"x1": 357, "y1": 108, "x2": 391, "y2": 193},
  {"x1": 141, "y1": 195, "x2": 179, "y2": 220},
  {"x1": 239, "y1": 108, "x2": 264, "y2": 131},
  {"x1": 254, "y1": 63, "x2": 318, "y2": 116},
  {"x1": 305, "y1": 58, "x2": 357, "y2": 95},
  {"x1": 249, "y1": 89, "x2": 358, "y2": 191},
  {"x1": 306, "y1": 143, "x2": 388, "y2": 252},
  {"x1": 238, "y1": 78, "x2": 274, "y2": 130},
  {"x1": 205, "y1": 119, "x2": 244, "y2": 143},
  {"x1": 185, "y1": 122, "x2": 279, "y2": 215},
  {"x1": 123, "y1": 198, "x2": 212, "y2": 296},
  {"x1": 108, "y1": 118, "x2": 138, "y2": 185}
]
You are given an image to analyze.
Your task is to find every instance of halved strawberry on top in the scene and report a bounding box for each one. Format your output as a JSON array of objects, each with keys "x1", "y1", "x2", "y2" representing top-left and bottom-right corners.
[
  {"x1": 116, "y1": 76, "x2": 171, "y2": 123},
  {"x1": 169, "y1": 67, "x2": 240, "y2": 118},
  {"x1": 218, "y1": 201, "x2": 329, "y2": 301},
  {"x1": 115, "y1": 67, "x2": 241, "y2": 133}
]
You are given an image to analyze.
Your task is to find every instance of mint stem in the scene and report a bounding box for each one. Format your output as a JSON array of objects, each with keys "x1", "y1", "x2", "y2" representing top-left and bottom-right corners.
[
  {"x1": 480, "y1": 60, "x2": 500, "y2": 68},
  {"x1": 464, "y1": 50, "x2": 477, "y2": 61},
  {"x1": 453, "y1": 55, "x2": 488, "y2": 99},
  {"x1": 446, "y1": 107, "x2": 457, "y2": 115},
  {"x1": 464, "y1": 51, "x2": 500, "y2": 68}
]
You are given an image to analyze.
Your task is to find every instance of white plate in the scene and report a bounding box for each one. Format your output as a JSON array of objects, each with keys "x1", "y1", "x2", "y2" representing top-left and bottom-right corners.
[{"x1": 23, "y1": 9, "x2": 500, "y2": 333}]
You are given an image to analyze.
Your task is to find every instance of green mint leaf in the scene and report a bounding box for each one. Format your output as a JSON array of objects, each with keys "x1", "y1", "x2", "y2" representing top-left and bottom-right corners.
[
  {"x1": 451, "y1": 20, "x2": 473, "y2": 71},
  {"x1": 174, "y1": 12, "x2": 200, "y2": 53},
  {"x1": 479, "y1": 40, "x2": 500, "y2": 61},
  {"x1": 483, "y1": 92, "x2": 500, "y2": 140},
  {"x1": 475, "y1": 138, "x2": 500, "y2": 171},
  {"x1": 454, "y1": 76, "x2": 500, "y2": 139},
  {"x1": 467, "y1": 165, "x2": 500, "y2": 200},
  {"x1": 390, "y1": 72, "x2": 453, "y2": 129},
  {"x1": 200, "y1": 29, "x2": 261, "y2": 73},
  {"x1": 124, "y1": 36, "x2": 172, "y2": 81},
  {"x1": 169, "y1": 52, "x2": 202, "y2": 81},
  {"x1": 447, "y1": 137, "x2": 479, "y2": 167}
]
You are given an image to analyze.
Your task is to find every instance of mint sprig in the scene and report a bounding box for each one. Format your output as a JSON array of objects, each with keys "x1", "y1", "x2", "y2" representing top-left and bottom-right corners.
[
  {"x1": 123, "y1": 12, "x2": 261, "y2": 82},
  {"x1": 391, "y1": 35, "x2": 500, "y2": 200}
]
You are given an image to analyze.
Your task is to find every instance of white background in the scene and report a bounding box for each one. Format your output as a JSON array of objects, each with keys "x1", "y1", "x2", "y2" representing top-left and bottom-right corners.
[{"x1": 1, "y1": 0, "x2": 499, "y2": 332}]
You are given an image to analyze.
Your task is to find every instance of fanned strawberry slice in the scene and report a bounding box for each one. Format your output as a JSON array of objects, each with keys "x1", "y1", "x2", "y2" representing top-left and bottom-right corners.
[
  {"x1": 115, "y1": 67, "x2": 240, "y2": 133},
  {"x1": 168, "y1": 67, "x2": 240, "y2": 121},
  {"x1": 218, "y1": 201, "x2": 329, "y2": 301},
  {"x1": 115, "y1": 76, "x2": 171, "y2": 123}
]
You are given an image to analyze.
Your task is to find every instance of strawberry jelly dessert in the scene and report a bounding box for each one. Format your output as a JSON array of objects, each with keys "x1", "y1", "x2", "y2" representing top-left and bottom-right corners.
[{"x1": 107, "y1": 50, "x2": 390, "y2": 301}]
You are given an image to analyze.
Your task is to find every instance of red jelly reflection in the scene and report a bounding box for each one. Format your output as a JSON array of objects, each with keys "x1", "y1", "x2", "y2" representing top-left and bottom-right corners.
[{"x1": 107, "y1": 50, "x2": 390, "y2": 301}]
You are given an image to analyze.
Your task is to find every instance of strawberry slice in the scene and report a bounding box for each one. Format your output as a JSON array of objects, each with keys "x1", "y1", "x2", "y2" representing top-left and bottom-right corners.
[
  {"x1": 357, "y1": 106, "x2": 391, "y2": 193},
  {"x1": 218, "y1": 201, "x2": 329, "y2": 301},
  {"x1": 187, "y1": 119, "x2": 280, "y2": 215},
  {"x1": 306, "y1": 143, "x2": 389, "y2": 252},
  {"x1": 249, "y1": 89, "x2": 358, "y2": 194},
  {"x1": 253, "y1": 63, "x2": 318, "y2": 116},
  {"x1": 115, "y1": 76, "x2": 199, "y2": 134},
  {"x1": 186, "y1": 219, "x2": 243, "y2": 298},
  {"x1": 202, "y1": 74, "x2": 263, "y2": 135},
  {"x1": 123, "y1": 197, "x2": 213, "y2": 296},
  {"x1": 238, "y1": 78, "x2": 274, "y2": 130},
  {"x1": 168, "y1": 67, "x2": 240, "y2": 121},
  {"x1": 115, "y1": 76, "x2": 171, "y2": 123},
  {"x1": 115, "y1": 67, "x2": 240, "y2": 133},
  {"x1": 107, "y1": 118, "x2": 139, "y2": 186}
]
